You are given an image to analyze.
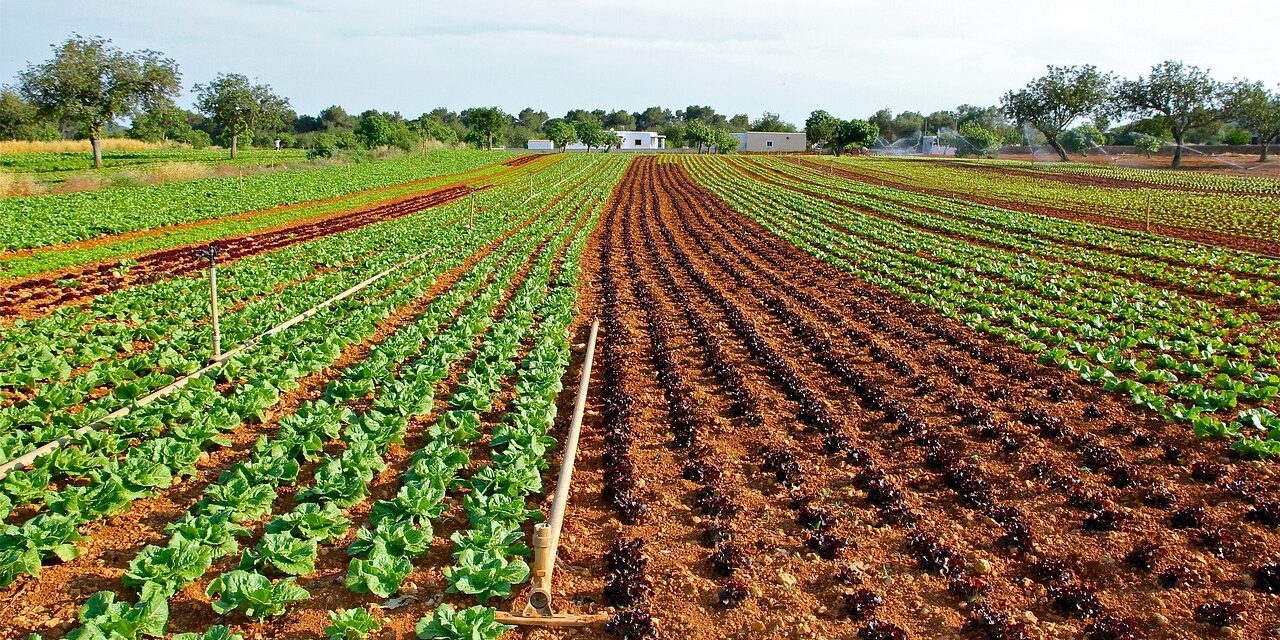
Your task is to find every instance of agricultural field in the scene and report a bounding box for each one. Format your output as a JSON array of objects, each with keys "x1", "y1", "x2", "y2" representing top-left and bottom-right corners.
[
  {"x1": 0, "y1": 147, "x2": 310, "y2": 184},
  {"x1": 2, "y1": 149, "x2": 1280, "y2": 640},
  {"x1": 0, "y1": 142, "x2": 326, "y2": 198}
]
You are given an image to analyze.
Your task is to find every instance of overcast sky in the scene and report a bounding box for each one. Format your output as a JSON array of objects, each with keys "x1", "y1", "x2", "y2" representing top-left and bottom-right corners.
[{"x1": 3, "y1": 0, "x2": 1279, "y2": 126}]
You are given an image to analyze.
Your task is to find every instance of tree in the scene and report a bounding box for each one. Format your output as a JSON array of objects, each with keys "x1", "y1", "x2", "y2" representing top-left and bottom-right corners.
[
  {"x1": 193, "y1": 73, "x2": 289, "y2": 158},
  {"x1": 679, "y1": 105, "x2": 717, "y2": 123},
  {"x1": 684, "y1": 120, "x2": 714, "y2": 153},
  {"x1": 354, "y1": 111, "x2": 416, "y2": 150},
  {"x1": 869, "y1": 109, "x2": 895, "y2": 141},
  {"x1": 412, "y1": 114, "x2": 458, "y2": 145},
  {"x1": 542, "y1": 119, "x2": 576, "y2": 152},
  {"x1": 829, "y1": 119, "x2": 878, "y2": 156},
  {"x1": 1001, "y1": 65, "x2": 1112, "y2": 161},
  {"x1": 750, "y1": 111, "x2": 796, "y2": 132},
  {"x1": 596, "y1": 128, "x2": 620, "y2": 152},
  {"x1": 0, "y1": 87, "x2": 58, "y2": 140},
  {"x1": 712, "y1": 128, "x2": 739, "y2": 154},
  {"x1": 728, "y1": 114, "x2": 749, "y2": 132},
  {"x1": 1060, "y1": 123, "x2": 1106, "y2": 155},
  {"x1": 949, "y1": 121, "x2": 1003, "y2": 158},
  {"x1": 128, "y1": 102, "x2": 197, "y2": 144},
  {"x1": 924, "y1": 110, "x2": 957, "y2": 135},
  {"x1": 890, "y1": 111, "x2": 925, "y2": 140},
  {"x1": 657, "y1": 121, "x2": 686, "y2": 148},
  {"x1": 603, "y1": 110, "x2": 636, "y2": 131},
  {"x1": 1226, "y1": 81, "x2": 1280, "y2": 161},
  {"x1": 804, "y1": 110, "x2": 839, "y2": 152},
  {"x1": 354, "y1": 111, "x2": 393, "y2": 148},
  {"x1": 1131, "y1": 133, "x2": 1165, "y2": 158},
  {"x1": 461, "y1": 106, "x2": 508, "y2": 150},
  {"x1": 634, "y1": 106, "x2": 672, "y2": 130},
  {"x1": 517, "y1": 107, "x2": 549, "y2": 130},
  {"x1": 17, "y1": 34, "x2": 180, "y2": 167},
  {"x1": 1222, "y1": 128, "x2": 1252, "y2": 145},
  {"x1": 572, "y1": 117, "x2": 609, "y2": 152},
  {"x1": 1114, "y1": 60, "x2": 1226, "y2": 167},
  {"x1": 570, "y1": 117, "x2": 596, "y2": 149}
]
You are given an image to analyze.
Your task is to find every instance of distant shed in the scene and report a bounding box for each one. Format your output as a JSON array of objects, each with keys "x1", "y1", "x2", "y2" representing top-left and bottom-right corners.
[{"x1": 732, "y1": 131, "x2": 807, "y2": 152}]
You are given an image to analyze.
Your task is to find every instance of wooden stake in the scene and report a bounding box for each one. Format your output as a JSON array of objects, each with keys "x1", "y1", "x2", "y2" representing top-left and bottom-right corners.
[
  {"x1": 209, "y1": 260, "x2": 221, "y2": 360},
  {"x1": 194, "y1": 246, "x2": 225, "y2": 362}
]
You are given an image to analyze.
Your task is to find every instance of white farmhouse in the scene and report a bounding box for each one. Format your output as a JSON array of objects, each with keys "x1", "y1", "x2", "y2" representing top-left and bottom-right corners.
[
  {"x1": 527, "y1": 130, "x2": 666, "y2": 151},
  {"x1": 615, "y1": 131, "x2": 666, "y2": 150}
]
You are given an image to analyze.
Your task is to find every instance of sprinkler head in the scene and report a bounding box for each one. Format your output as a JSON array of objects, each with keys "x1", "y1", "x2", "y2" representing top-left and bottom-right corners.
[{"x1": 193, "y1": 245, "x2": 227, "y2": 262}]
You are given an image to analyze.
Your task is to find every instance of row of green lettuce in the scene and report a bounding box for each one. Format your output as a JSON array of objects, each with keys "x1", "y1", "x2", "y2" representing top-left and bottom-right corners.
[
  {"x1": 766, "y1": 157, "x2": 1280, "y2": 298},
  {"x1": 837, "y1": 156, "x2": 1280, "y2": 240},
  {"x1": 33, "y1": 156, "x2": 621, "y2": 640},
  {"x1": 0, "y1": 181, "x2": 494, "y2": 461},
  {"x1": 0, "y1": 158, "x2": 567, "y2": 587}
]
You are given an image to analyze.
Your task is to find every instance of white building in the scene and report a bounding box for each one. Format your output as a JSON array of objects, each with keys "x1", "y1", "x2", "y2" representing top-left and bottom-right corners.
[
  {"x1": 731, "y1": 131, "x2": 807, "y2": 152},
  {"x1": 527, "y1": 130, "x2": 666, "y2": 151},
  {"x1": 615, "y1": 131, "x2": 666, "y2": 150}
]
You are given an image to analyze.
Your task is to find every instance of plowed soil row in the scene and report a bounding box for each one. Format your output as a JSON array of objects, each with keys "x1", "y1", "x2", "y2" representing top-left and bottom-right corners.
[
  {"x1": 550, "y1": 157, "x2": 1278, "y2": 639},
  {"x1": 504, "y1": 154, "x2": 545, "y2": 168},
  {"x1": 0, "y1": 184, "x2": 478, "y2": 319},
  {"x1": 794, "y1": 158, "x2": 1280, "y2": 258}
]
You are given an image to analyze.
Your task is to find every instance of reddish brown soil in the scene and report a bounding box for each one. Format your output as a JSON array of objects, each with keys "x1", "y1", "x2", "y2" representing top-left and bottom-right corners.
[
  {"x1": 793, "y1": 158, "x2": 1280, "y2": 258},
  {"x1": 8, "y1": 157, "x2": 1280, "y2": 640},
  {"x1": 504, "y1": 154, "x2": 546, "y2": 168},
  {"x1": 0, "y1": 185, "x2": 478, "y2": 319},
  {"x1": 536, "y1": 157, "x2": 1280, "y2": 639}
]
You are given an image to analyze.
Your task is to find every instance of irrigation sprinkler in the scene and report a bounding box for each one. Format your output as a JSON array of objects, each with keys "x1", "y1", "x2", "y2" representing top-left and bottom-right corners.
[
  {"x1": 193, "y1": 245, "x2": 227, "y2": 361},
  {"x1": 495, "y1": 318, "x2": 608, "y2": 628},
  {"x1": 529, "y1": 171, "x2": 534, "y2": 199},
  {"x1": 469, "y1": 187, "x2": 476, "y2": 230}
]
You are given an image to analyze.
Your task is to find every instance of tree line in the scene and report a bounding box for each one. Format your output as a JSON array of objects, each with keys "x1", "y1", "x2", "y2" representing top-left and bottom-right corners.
[
  {"x1": 1, "y1": 36, "x2": 1275, "y2": 168},
  {"x1": 859, "y1": 63, "x2": 1278, "y2": 167},
  {"x1": 1002, "y1": 61, "x2": 1279, "y2": 166},
  {"x1": 0, "y1": 36, "x2": 808, "y2": 166}
]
